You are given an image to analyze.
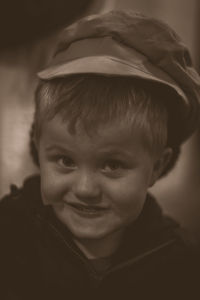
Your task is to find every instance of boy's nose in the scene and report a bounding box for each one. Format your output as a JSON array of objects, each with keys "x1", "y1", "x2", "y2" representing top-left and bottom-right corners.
[{"x1": 72, "y1": 170, "x2": 101, "y2": 201}]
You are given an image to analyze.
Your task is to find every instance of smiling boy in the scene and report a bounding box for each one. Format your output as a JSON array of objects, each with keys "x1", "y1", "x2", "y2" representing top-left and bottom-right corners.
[
  {"x1": 1, "y1": 10, "x2": 200, "y2": 300},
  {"x1": 36, "y1": 76, "x2": 172, "y2": 261}
]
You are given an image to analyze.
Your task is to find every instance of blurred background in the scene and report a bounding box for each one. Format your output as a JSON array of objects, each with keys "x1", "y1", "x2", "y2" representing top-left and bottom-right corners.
[{"x1": 0, "y1": 0, "x2": 200, "y2": 238}]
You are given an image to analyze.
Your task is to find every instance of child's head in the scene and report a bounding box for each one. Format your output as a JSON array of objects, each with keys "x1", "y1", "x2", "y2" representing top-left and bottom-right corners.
[
  {"x1": 35, "y1": 74, "x2": 173, "y2": 243},
  {"x1": 32, "y1": 10, "x2": 200, "y2": 248}
]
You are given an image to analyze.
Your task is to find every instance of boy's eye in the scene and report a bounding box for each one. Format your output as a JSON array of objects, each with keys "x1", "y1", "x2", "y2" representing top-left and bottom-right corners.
[
  {"x1": 57, "y1": 156, "x2": 76, "y2": 170},
  {"x1": 102, "y1": 160, "x2": 126, "y2": 172}
]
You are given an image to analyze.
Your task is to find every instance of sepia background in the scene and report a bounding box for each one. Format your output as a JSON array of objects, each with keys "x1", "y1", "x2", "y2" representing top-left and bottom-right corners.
[{"x1": 0, "y1": 0, "x2": 200, "y2": 238}]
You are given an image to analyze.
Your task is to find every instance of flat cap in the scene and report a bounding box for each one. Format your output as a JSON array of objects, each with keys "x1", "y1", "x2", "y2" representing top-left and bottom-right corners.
[{"x1": 38, "y1": 10, "x2": 200, "y2": 146}]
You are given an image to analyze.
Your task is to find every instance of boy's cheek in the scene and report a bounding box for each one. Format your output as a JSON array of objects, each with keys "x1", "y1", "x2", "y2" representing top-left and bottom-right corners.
[
  {"x1": 40, "y1": 169, "x2": 67, "y2": 205},
  {"x1": 105, "y1": 174, "x2": 149, "y2": 200},
  {"x1": 105, "y1": 178, "x2": 148, "y2": 215},
  {"x1": 113, "y1": 189, "x2": 146, "y2": 212},
  {"x1": 41, "y1": 182, "x2": 63, "y2": 205},
  {"x1": 39, "y1": 160, "x2": 75, "y2": 204}
]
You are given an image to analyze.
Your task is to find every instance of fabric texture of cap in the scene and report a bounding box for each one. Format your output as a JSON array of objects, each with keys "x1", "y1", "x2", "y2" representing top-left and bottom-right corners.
[{"x1": 38, "y1": 9, "x2": 200, "y2": 146}]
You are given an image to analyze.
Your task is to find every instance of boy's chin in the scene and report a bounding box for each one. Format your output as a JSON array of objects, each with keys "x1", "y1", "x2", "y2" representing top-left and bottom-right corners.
[
  {"x1": 66, "y1": 222, "x2": 117, "y2": 241},
  {"x1": 69, "y1": 224, "x2": 126, "y2": 259},
  {"x1": 58, "y1": 217, "x2": 123, "y2": 242}
]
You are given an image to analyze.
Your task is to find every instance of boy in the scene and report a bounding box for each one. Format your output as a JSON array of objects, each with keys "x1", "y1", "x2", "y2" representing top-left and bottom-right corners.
[{"x1": 1, "y1": 10, "x2": 200, "y2": 300}]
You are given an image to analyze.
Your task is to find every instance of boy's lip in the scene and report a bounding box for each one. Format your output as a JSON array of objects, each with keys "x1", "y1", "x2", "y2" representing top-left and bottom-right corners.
[{"x1": 66, "y1": 202, "x2": 109, "y2": 216}]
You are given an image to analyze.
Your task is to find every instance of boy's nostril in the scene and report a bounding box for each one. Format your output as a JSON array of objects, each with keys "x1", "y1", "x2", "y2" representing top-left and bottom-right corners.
[{"x1": 73, "y1": 173, "x2": 101, "y2": 200}]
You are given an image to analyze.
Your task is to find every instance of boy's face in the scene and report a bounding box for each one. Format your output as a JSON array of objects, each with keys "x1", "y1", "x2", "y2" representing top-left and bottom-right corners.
[{"x1": 38, "y1": 116, "x2": 161, "y2": 241}]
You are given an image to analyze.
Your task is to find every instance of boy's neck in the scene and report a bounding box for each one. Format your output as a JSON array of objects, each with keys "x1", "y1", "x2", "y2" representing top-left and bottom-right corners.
[{"x1": 73, "y1": 229, "x2": 124, "y2": 259}]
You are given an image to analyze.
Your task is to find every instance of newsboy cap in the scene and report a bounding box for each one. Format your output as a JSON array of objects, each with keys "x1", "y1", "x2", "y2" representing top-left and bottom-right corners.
[{"x1": 38, "y1": 9, "x2": 200, "y2": 146}]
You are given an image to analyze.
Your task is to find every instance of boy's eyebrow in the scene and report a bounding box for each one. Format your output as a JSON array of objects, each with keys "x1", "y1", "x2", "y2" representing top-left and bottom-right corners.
[
  {"x1": 45, "y1": 145, "x2": 135, "y2": 159},
  {"x1": 45, "y1": 145, "x2": 72, "y2": 154},
  {"x1": 98, "y1": 148, "x2": 136, "y2": 159}
]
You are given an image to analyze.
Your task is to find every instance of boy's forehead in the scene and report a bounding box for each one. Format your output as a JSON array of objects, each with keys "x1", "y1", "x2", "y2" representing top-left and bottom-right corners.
[{"x1": 41, "y1": 116, "x2": 145, "y2": 151}]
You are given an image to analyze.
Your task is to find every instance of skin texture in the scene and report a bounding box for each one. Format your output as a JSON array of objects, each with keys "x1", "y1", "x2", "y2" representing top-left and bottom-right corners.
[{"x1": 37, "y1": 116, "x2": 171, "y2": 258}]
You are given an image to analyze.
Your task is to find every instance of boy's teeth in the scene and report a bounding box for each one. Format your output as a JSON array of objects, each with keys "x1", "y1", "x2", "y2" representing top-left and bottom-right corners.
[
  {"x1": 73, "y1": 204, "x2": 103, "y2": 212},
  {"x1": 80, "y1": 207, "x2": 94, "y2": 211},
  {"x1": 79, "y1": 206, "x2": 97, "y2": 211}
]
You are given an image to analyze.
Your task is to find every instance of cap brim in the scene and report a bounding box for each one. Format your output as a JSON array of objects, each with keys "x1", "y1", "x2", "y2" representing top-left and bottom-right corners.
[{"x1": 38, "y1": 55, "x2": 187, "y2": 103}]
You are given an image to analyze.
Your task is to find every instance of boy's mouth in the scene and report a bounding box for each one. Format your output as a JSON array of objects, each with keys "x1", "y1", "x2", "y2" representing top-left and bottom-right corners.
[{"x1": 67, "y1": 203, "x2": 109, "y2": 216}]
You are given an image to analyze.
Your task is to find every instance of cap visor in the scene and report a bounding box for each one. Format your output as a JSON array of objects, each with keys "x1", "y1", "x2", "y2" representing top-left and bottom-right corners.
[{"x1": 38, "y1": 55, "x2": 187, "y2": 102}]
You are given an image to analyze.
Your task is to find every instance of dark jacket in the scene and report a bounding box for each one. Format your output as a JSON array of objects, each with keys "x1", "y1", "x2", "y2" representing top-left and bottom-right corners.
[{"x1": 0, "y1": 175, "x2": 199, "y2": 300}]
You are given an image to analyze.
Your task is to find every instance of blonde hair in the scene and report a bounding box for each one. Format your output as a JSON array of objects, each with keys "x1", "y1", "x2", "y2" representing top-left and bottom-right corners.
[{"x1": 34, "y1": 75, "x2": 170, "y2": 156}]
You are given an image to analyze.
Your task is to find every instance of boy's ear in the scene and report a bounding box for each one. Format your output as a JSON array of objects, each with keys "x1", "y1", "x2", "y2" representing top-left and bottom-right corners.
[{"x1": 149, "y1": 147, "x2": 173, "y2": 187}]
